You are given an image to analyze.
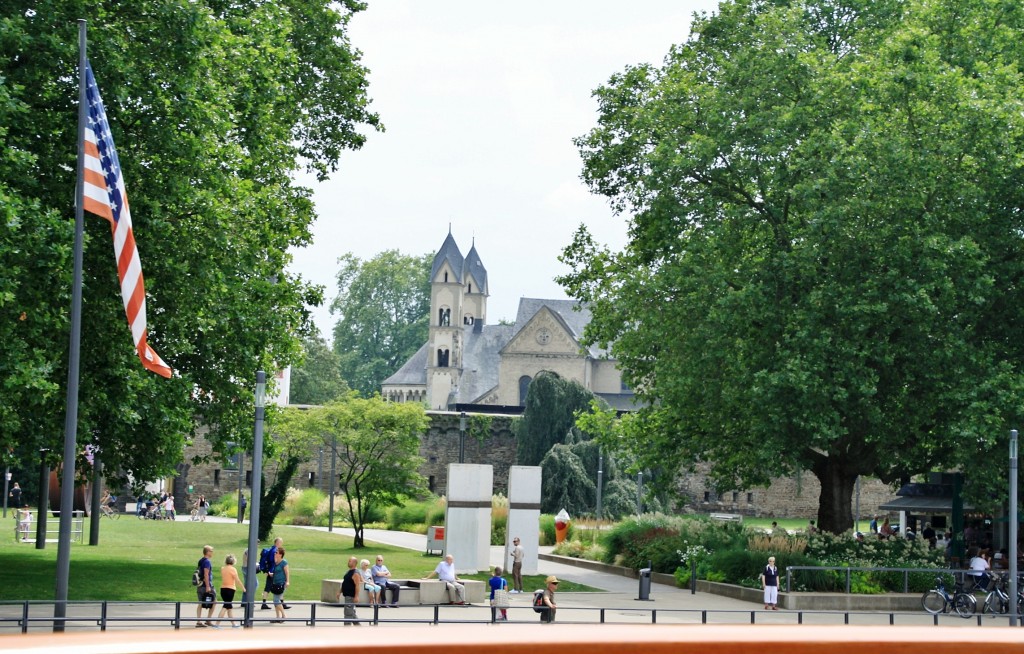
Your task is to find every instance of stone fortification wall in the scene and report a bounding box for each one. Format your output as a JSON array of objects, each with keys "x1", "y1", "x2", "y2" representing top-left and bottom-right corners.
[{"x1": 175, "y1": 411, "x2": 892, "y2": 521}]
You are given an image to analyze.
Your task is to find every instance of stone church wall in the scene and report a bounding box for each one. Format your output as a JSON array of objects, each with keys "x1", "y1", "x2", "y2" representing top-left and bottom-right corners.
[{"x1": 176, "y1": 411, "x2": 893, "y2": 521}]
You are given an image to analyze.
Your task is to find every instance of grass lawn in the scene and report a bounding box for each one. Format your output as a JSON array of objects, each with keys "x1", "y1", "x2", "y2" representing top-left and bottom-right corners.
[{"x1": 2, "y1": 519, "x2": 597, "y2": 602}]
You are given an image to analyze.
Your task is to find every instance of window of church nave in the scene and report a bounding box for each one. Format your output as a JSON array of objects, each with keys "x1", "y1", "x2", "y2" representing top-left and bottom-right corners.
[{"x1": 518, "y1": 375, "x2": 532, "y2": 406}]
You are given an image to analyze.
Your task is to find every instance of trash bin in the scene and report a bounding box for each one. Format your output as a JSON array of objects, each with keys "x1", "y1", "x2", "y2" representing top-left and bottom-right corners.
[{"x1": 638, "y1": 564, "x2": 652, "y2": 601}]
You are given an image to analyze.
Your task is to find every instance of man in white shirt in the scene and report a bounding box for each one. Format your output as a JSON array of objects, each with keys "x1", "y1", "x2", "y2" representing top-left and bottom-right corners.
[
  {"x1": 424, "y1": 554, "x2": 466, "y2": 604},
  {"x1": 509, "y1": 536, "x2": 524, "y2": 593}
]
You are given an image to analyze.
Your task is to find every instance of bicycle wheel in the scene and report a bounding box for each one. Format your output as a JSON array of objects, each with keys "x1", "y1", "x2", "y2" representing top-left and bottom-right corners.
[
  {"x1": 112, "y1": 510, "x2": 120, "y2": 520},
  {"x1": 921, "y1": 590, "x2": 946, "y2": 615},
  {"x1": 983, "y1": 593, "x2": 1001, "y2": 615},
  {"x1": 953, "y1": 593, "x2": 976, "y2": 618}
]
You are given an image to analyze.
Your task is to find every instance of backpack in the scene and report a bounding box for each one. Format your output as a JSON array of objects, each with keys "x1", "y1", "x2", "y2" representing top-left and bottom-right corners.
[
  {"x1": 191, "y1": 566, "x2": 201, "y2": 586},
  {"x1": 532, "y1": 589, "x2": 547, "y2": 613},
  {"x1": 259, "y1": 546, "x2": 275, "y2": 573}
]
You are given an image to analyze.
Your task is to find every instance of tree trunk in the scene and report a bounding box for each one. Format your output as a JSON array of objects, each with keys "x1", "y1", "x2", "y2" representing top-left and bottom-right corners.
[{"x1": 812, "y1": 457, "x2": 857, "y2": 534}]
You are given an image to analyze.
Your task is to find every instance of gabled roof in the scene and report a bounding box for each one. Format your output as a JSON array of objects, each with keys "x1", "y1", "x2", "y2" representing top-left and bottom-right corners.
[
  {"x1": 430, "y1": 231, "x2": 464, "y2": 283},
  {"x1": 463, "y1": 242, "x2": 488, "y2": 295},
  {"x1": 512, "y1": 298, "x2": 606, "y2": 357}
]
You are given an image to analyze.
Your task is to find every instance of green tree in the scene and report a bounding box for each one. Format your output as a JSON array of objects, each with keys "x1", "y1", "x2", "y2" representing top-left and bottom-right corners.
[
  {"x1": 560, "y1": 0, "x2": 1024, "y2": 532},
  {"x1": 0, "y1": 1, "x2": 379, "y2": 484},
  {"x1": 308, "y1": 395, "x2": 428, "y2": 547},
  {"x1": 330, "y1": 251, "x2": 431, "y2": 396},
  {"x1": 515, "y1": 372, "x2": 597, "y2": 467},
  {"x1": 289, "y1": 335, "x2": 348, "y2": 405}
]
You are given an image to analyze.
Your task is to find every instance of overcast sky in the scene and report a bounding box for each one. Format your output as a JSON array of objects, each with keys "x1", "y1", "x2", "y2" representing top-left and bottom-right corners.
[{"x1": 290, "y1": 1, "x2": 720, "y2": 339}]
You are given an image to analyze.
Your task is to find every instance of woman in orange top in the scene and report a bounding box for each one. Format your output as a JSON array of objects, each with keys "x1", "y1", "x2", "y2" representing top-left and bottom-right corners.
[{"x1": 214, "y1": 554, "x2": 243, "y2": 628}]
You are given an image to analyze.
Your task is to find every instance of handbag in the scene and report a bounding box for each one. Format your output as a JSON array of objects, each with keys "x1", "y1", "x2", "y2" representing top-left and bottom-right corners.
[
  {"x1": 270, "y1": 581, "x2": 286, "y2": 595},
  {"x1": 492, "y1": 588, "x2": 510, "y2": 608}
]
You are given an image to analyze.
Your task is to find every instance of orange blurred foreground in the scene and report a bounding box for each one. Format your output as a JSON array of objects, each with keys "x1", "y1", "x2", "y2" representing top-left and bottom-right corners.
[{"x1": 0, "y1": 624, "x2": 1022, "y2": 654}]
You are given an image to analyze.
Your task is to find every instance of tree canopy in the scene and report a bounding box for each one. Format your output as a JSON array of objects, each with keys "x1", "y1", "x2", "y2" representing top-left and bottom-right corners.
[
  {"x1": 559, "y1": 0, "x2": 1024, "y2": 532},
  {"x1": 289, "y1": 335, "x2": 348, "y2": 405},
  {"x1": 278, "y1": 395, "x2": 428, "y2": 547},
  {"x1": 0, "y1": 1, "x2": 379, "y2": 485},
  {"x1": 330, "y1": 251, "x2": 431, "y2": 396}
]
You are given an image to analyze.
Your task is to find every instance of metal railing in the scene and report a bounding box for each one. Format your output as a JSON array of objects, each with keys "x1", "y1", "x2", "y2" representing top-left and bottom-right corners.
[
  {"x1": 1, "y1": 600, "x2": 1022, "y2": 633},
  {"x1": 11, "y1": 510, "x2": 84, "y2": 544},
  {"x1": 784, "y1": 565, "x2": 977, "y2": 594}
]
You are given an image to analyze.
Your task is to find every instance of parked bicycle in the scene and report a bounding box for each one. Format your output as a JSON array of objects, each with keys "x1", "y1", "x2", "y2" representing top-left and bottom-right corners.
[
  {"x1": 921, "y1": 575, "x2": 975, "y2": 618},
  {"x1": 981, "y1": 572, "x2": 1010, "y2": 615}
]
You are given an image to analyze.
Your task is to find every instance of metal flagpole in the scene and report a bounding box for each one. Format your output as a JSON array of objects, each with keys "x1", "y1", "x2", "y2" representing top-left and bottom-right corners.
[{"x1": 54, "y1": 18, "x2": 89, "y2": 632}]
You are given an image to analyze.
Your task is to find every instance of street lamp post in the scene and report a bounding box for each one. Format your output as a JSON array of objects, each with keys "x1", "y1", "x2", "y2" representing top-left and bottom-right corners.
[
  {"x1": 3, "y1": 468, "x2": 9, "y2": 518},
  {"x1": 459, "y1": 412, "x2": 467, "y2": 464},
  {"x1": 1009, "y1": 429, "x2": 1018, "y2": 627},
  {"x1": 596, "y1": 449, "x2": 603, "y2": 524},
  {"x1": 243, "y1": 371, "x2": 266, "y2": 628},
  {"x1": 237, "y1": 450, "x2": 245, "y2": 524}
]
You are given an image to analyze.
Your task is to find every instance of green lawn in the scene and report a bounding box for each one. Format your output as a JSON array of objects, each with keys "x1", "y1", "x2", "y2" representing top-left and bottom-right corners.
[{"x1": 2, "y1": 519, "x2": 597, "y2": 601}]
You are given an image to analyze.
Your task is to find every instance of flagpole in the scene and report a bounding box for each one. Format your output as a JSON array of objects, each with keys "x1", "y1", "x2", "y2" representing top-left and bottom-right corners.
[{"x1": 53, "y1": 18, "x2": 88, "y2": 632}]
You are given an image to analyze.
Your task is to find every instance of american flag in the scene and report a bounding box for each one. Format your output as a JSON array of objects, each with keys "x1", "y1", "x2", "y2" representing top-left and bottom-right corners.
[{"x1": 82, "y1": 62, "x2": 172, "y2": 378}]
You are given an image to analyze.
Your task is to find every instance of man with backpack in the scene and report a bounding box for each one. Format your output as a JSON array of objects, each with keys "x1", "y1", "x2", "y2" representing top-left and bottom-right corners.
[{"x1": 259, "y1": 537, "x2": 287, "y2": 610}]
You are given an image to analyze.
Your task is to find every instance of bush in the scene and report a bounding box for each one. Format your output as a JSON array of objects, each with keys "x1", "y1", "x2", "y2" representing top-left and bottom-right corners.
[{"x1": 385, "y1": 497, "x2": 445, "y2": 531}]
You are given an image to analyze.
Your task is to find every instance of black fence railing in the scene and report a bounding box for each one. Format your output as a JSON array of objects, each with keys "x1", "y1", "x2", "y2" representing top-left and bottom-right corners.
[
  {"x1": 784, "y1": 565, "x2": 989, "y2": 594},
  {"x1": 1, "y1": 601, "x2": 1022, "y2": 634}
]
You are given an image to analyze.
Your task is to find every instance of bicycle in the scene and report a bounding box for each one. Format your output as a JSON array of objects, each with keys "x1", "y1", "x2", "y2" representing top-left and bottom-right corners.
[
  {"x1": 99, "y1": 504, "x2": 120, "y2": 520},
  {"x1": 981, "y1": 572, "x2": 1010, "y2": 615},
  {"x1": 921, "y1": 575, "x2": 975, "y2": 618}
]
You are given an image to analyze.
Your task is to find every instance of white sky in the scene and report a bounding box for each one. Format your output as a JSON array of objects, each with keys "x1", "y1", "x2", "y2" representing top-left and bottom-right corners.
[{"x1": 290, "y1": 1, "x2": 720, "y2": 339}]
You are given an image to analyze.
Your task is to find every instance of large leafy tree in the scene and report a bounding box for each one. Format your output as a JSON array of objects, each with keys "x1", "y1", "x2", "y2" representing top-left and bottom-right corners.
[
  {"x1": 287, "y1": 395, "x2": 428, "y2": 548},
  {"x1": 289, "y1": 334, "x2": 348, "y2": 405},
  {"x1": 560, "y1": 0, "x2": 1024, "y2": 532},
  {"x1": 330, "y1": 251, "x2": 431, "y2": 396},
  {"x1": 0, "y1": 1, "x2": 380, "y2": 485},
  {"x1": 515, "y1": 372, "x2": 597, "y2": 467}
]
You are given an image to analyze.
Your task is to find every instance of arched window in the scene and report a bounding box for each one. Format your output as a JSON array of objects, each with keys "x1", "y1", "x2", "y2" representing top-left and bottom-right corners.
[
  {"x1": 464, "y1": 313, "x2": 474, "y2": 325},
  {"x1": 518, "y1": 375, "x2": 532, "y2": 406},
  {"x1": 438, "y1": 307, "x2": 451, "y2": 326},
  {"x1": 437, "y1": 348, "x2": 449, "y2": 367}
]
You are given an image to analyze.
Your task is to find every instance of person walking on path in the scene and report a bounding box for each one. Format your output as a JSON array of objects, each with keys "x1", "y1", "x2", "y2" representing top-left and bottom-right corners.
[
  {"x1": 509, "y1": 536, "x2": 524, "y2": 593},
  {"x1": 424, "y1": 554, "x2": 466, "y2": 604},
  {"x1": 338, "y1": 556, "x2": 361, "y2": 626},
  {"x1": 540, "y1": 575, "x2": 558, "y2": 623},
  {"x1": 195, "y1": 545, "x2": 216, "y2": 628},
  {"x1": 371, "y1": 555, "x2": 401, "y2": 607},
  {"x1": 9, "y1": 482, "x2": 21, "y2": 509},
  {"x1": 760, "y1": 556, "x2": 780, "y2": 610},
  {"x1": 269, "y1": 547, "x2": 290, "y2": 623},
  {"x1": 489, "y1": 566, "x2": 509, "y2": 621},
  {"x1": 214, "y1": 554, "x2": 242, "y2": 628},
  {"x1": 260, "y1": 537, "x2": 284, "y2": 610}
]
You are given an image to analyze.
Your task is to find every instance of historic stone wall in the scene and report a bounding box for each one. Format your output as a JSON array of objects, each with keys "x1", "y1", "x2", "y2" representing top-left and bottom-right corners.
[
  {"x1": 176, "y1": 411, "x2": 893, "y2": 520},
  {"x1": 675, "y1": 461, "x2": 894, "y2": 520}
]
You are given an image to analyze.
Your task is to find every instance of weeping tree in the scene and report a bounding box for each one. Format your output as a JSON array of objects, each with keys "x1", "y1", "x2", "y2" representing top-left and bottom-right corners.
[{"x1": 516, "y1": 372, "x2": 597, "y2": 467}]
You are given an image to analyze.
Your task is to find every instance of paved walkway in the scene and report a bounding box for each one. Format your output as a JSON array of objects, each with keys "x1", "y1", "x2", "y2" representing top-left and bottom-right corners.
[{"x1": 3, "y1": 519, "x2": 1010, "y2": 633}]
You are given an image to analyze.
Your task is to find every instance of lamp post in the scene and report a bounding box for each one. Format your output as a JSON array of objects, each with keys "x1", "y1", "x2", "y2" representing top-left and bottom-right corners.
[
  {"x1": 459, "y1": 412, "x2": 467, "y2": 464},
  {"x1": 237, "y1": 450, "x2": 245, "y2": 524},
  {"x1": 636, "y1": 471, "x2": 644, "y2": 516},
  {"x1": 595, "y1": 449, "x2": 603, "y2": 524},
  {"x1": 1009, "y1": 429, "x2": 1018, "y2": 627},
  {"x1": 3, "y1": 468, "x2": 9, "y2": 519},
  {"x1": 243, "y1": 371, "x2": 266, "y2": 628}
]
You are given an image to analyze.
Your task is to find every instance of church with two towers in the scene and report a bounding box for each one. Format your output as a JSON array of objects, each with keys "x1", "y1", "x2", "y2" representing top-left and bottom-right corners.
[{"x1": 382, "y1": 231, "x2": 635, "y2": 412}]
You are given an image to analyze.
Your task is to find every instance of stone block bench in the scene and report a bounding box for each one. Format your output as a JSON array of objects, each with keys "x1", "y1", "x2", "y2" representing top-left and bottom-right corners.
[{"x1": 321, "y1": 579, "x2": 484, "y2": 605}]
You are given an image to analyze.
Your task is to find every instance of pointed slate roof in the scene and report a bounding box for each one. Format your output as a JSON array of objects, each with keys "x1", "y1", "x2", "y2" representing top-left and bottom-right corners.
[
  {"x1": 381, "y1": 342, "x2": 429, "y2": 386},
  {"x1": 462, "y1": 241, "x2": 488, "y2": 295},
  {"x1": 430, "y1": 231, "x2": 464, "y2": 283}
]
